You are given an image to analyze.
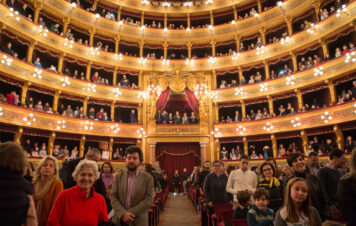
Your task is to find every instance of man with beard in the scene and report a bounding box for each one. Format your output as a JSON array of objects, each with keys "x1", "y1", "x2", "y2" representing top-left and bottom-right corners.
[
  {"x1": 284, "y1": 152, "x2": 330, "y2": 221},
  {"x1": 198, "y1": 161, "x2": 211, "y2": 194},
  {"x1": 110, "y1": 146, "x2": 154, "y2": 226}
]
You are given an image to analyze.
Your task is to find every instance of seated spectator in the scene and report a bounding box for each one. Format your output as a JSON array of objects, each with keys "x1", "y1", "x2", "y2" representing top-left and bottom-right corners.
[
  {"x1": 278, "y1": 144, "x2": 286, "y2": 157},
  {"x1": 71, "y1": 146, "x2": 79, "y2": 159},
  {"x1": 320, "y1": 8, "x2": 329, "y2": 20},
  {"x1": 233, "y1": 190, "x2": 252, "y2": 219},
  {"x1": 231, "y1": 80, "x2": 238, "y2": 87},
  {"x1": 220, "y1": 146, "x2": 228, "y2": 160},
  {"x1": 130, "y1": 109, "x2": 137, "y2": 123},
  {"x1": 61, "y1": 145, "x2": 69, "y2": 157},
  {"x1": 49, "y1": 23, "x2": 60, "y2": 34},
  {"x1": 342, "y1": 44, "x2": 349, "y2": 55},
  {"x1": 255, "y1": 109, "x2": 263, "y2": 120},
  {"x1": 255, "y1": 72, "x2": 262, "y2": 83},
  {"x1": 226, "y1": 116, "x2": 232, "y2": 123},
  {"x1": 262, "y1": 108, "x2": 269, "y2": 118},
  {"x1": 173, "y1": 111, "x2": 181, "y2": 124},
  {"x1": 234, "y1": 111, "x2": 240, "y2": 122},
  {"x1": 96, "y1": 108, "x2": 105, "y2": 120},
  {"x1": 88, "y1": 107, "x2": 95, "y2": 119},
  {"x1": 2, "y1": 42, "x2": 14, "y2": 56},
  {"x1": 241, "y1": 76, "x2": 246, "y2": 85},
  {"x1": 168, "y1": 113, "x2": 174, "y2": 124},
  {"x1": 34, "y1": 101, "x2": 43, "y2": 111},
  {"x1": 120, "y1": 74, "x2": 130, "y2": 88},
  {"x1": 251, "y1": 150, "x2": 258, "y2": 159},
  {"x1": 39, "y1": 143, "x2": 47, "y2": 157},
  {"x1": 34, "y1": 57, "x2": 42, "y2": 68},
  {"x1": 182, "y1": 112, "x2": 189, "y2": 124},
  {"x1": 52, "y1": 144, "x2": 60, "y2": 157},
  {"x1": 220, "y1": 116, "x2": 225, "y2": 123},
  {"x1": 220, "y1": 80, "x2": 226, "y2": 88},
  {"x1": 247, "y1": 188, "x2": 274, "y2": 226},
  {"x1": 190, "y1": 112, "x2": 198, "y2": 124},
  {"x1": 112, "y1": 148, "x2": 121, "y2": 160},
  {"x1": 335, "y1": 47, "x2": 342, "y2": 58}
]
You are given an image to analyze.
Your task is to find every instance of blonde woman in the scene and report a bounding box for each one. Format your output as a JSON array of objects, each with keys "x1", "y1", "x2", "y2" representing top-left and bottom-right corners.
[{"x1": 32, "y1": 156, "x2": 63, "y2": 226}]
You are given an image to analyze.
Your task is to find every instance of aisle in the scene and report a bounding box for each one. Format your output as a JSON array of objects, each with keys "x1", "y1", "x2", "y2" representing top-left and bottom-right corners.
[{"x1": 158, "y1": 194, "x2": 201, "y2": 226}]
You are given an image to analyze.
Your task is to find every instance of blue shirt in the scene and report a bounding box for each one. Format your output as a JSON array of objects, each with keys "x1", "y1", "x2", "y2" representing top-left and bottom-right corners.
[{"x1": 247, "y1": 204, "x2": 274, "y2": 226}]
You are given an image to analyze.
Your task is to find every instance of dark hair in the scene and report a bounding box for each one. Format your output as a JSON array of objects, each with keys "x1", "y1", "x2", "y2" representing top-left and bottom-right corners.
[
  {"x1": 266, "y1": 157, "x2": 277, "y2": 168},
  {"x1": 253, "y1": 188, "x2": 270, "y2": 201},
  {"x1": 329, "y1": 148, "x2": 344, "y2": 160},
  {"x1": 125, "y1": 145, "x2": 143, "y2": 162},
  {"x1": 236, "y1": 190, "x2": 251, "y2": 205},
  {"x1": 212, "y1": 160, "x2": 223, "y2": 166},
  {"x1": 101, "y1": 161, "x2": 114, "y2": 173},
  {"x1": 240, "y1": 154, "x2": 249, "y2": 160},
  {"x1": 260, "y1": 162, "x2": 276, "y2": 177},
  {"x1": 0, "y1": 142, "x2": 27, "y2": 175},
  {"x1": 308, "y1": 152, "x2": 318, "y2": 158},
  {"x1": 204, "y1": 160, "x2": 211, "y2": 164},
  {"x1": 251, "y1": 166, "x2": 258, "y2": 172},
  {"x1": 144, "y1": 163, "x2": 153, "y2": 173},
  {"x1": 227, "y1": 165, "x2": 235, "y2": 175}
]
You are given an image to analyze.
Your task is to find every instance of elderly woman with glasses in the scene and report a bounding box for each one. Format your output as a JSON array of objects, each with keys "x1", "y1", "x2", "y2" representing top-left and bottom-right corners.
[
  {"x1": 257, "y1": 162, "x2": 283, "y2": 211},
  {"x1": 32, "y1": 156, "x2": 63, "y2": 226},
  {"x1": 47, "y1": 160, "x2": 108, "y2": 226}
]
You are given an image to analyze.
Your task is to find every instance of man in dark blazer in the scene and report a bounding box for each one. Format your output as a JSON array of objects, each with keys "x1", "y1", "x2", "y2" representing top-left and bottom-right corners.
[
  {"x1": 64, "y1": 147, "x2": 106, "y2": 197},
  {"x1": 110, "y1": 145, "x2": 154, "y2": 226}
]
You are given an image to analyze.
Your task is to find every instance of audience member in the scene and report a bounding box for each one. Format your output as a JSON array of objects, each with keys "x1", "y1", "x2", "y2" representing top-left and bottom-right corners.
[
  {"x1": 100, "y1": 162, "x2": 114, "y2": 189},
  {"x1": 247, "y1": 188, "x2": 274, "y2": 226},
  {"x1": 232, "y1": 190, "x2": 252, "y2": 219}
]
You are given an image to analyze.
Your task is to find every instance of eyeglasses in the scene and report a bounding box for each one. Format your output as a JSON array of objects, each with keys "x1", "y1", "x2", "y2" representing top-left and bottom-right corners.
[
  {"x1": 263, "y1": 168, "x2": 273, "y2": 172},
  {"x1": 214, "y1": 165, "x2": 222, "y2": 168}
]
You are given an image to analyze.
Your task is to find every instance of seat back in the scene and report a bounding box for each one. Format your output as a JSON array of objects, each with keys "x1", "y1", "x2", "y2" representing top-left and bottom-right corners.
[
  {"x1": 213, "y1": 204, "x2": 233, "y2": 223},
  {"x1": 231, "y1": 219, "x2": 248, "y2": 226}
]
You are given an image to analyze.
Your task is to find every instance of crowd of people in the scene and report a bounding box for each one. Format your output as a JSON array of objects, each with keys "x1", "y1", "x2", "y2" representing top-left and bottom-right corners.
[
  {"x1": 154, "y1": 110, "x2": 199, "y2": 124},
  {"x1": 1, "y1": 90, "x2": 20, "y2": 106}
]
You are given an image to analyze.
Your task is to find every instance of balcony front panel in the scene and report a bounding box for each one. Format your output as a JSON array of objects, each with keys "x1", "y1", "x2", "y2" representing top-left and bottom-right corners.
[{"x1": 213, "y1": 101, "x2": 356, "y2": 137}]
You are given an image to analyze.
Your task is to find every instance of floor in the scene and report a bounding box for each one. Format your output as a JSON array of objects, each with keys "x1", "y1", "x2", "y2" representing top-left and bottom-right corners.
[{"x1": 158, "y1": 194, "x2": 201, "y2": 226}]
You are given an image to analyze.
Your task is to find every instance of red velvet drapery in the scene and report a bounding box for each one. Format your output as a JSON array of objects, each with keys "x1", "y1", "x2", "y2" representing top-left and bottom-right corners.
[
  {"x1": 184, "y1": 88, "x2": 199, "y2": 116},
  {"x1": 156, "y1": 143, "x2": 201, "y2": 192},
  {"x1": 156, "y1": 88, "x2": 171, "y2": 112}
]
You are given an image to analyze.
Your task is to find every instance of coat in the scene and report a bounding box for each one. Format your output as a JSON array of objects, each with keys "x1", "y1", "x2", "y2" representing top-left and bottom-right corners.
[
  {"x1": 110, "y1": 170, "x2": 154, "y2": 226},
  {"x1": 335, "y1": 174, "x2": 356, "y2": 226}
]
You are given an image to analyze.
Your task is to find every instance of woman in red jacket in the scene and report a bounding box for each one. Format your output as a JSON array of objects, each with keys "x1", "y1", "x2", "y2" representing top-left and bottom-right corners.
[{"x1": 47, "y1": 160, "x2": 108, "y2": 226}]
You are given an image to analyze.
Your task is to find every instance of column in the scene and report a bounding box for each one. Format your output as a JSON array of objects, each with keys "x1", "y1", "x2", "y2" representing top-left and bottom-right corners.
[
  {"x1": 89, "y1": 28, "x2": 96, "y2": 47},
  {"x1": 264, "y1": 60, "x2": 270, "y2": 80},
  {"x1": 214, "y1": 138, "x2": 220, "y2": 160},
  {"x1": 57, "y1": 52, "x2": 65, "y2": 74},
  {"x1": 117, "y1": 6, "x2": 122, "y2": 22},
  {"x1": 200, "y1": 142, "x2": 207, "y2": 163},
  {"x1": 79, "y1": 135, "x2": 86, "y2": 158},
  {"x1": 0, "y1": 23, "x2": 6, "y2": 32},
  {"x1": 326, "y1": 79, "x2": 337, "y2": 105},
  {"x1": 26, "y1": 41, "x2": 37, "y2": 63},
  {"x1": 137, "y1": 103, "x2": 142, "y2": 123},
  {"x1": 14, "y1": 127, "x2": 23, "y2": 144},
  {"x1": 139, "y1": 40, "x2": 145, "y2": 58},
  {"x1": 285, "y1": 16, "x2": 293, "y2": 36},
  {"x1": 62, "y1": 17, "x2": 70, "y2": 34},
  {"x1": 210, "y1": 10, "x2": 214, "y2": 26},
  {"x1": 241, "y1": 99, "x2": 246, "y2": 120},
  {"x1": 267, "y1": 95, "x2": 274, "y2": 116},
  {"x1": 295, "y1": 88, "x2": 303, "y2": 111},
  {"x1": 20, "y1": 82, "x2": 30, "y2": 107},
  {"x1": 186, "y1": 42, "x2": 192, "y2": 59},
  {"x1": 141, "y1": 11, "x2": 144, "y2": 26},
  {"x1": 139, "y1": 70, "x2": 143, "y2": 89},
  {"x1": 111, "y1": 101, "x2": 115, "y2": 122},
  {"x1": 259, "y1": 27, "x2": 266, "y2": 45},
  {"x1": 164, "y1": 13, "x2": 167, "y2": 28},
  {"x1": 109, "y1": 137, "x2": 114, "y2": 160},
  {"x1": 48, "y1": 132, "x2": 56, "y2": 156},
  {"x1": 149, "y1": 142, "x2": 157, "y2": 163},
  {"x1": 113, "y1": 67, "x2": 118, "y2": 86},
  {"x1": 313, "y1": 0, "x2": 321, "y2": 21},
  {"x1": 33, "y1": 2, "x2": 43, "y2": 24},
  {"x1": 83, "y1": 96, "x2": 89, "y2": 117},
  {"x1": 163, "y1": 42, "x2": 168, "y2": 59},
  {"x1": 238, "y1": 66, "x2": 243, "y2": 84},
  {"x1": 114, "y1": 35, "x2": 120, "y2": 53},
  {"x1": 187, "y1": 13, "x2": 191, "y2": 28},
  {"x1": 319, "y1": 39, "x2": 329, "y2": 58},
  {"x1": 233, "y1": 5, "x2": 238, "y2": 21},
  {"x1": 210, "y1": 40, "x2": 216, "y2": 57},
  {"x1": 212, "y1": 70, "x2": 217, "y2": 89},
  {"x1": 271, "y1": 134, "x2": 277, "y2": 157},
  {"x1": 243, "y1": 137, "x2": 248, "y2": 155},
  {"x1": 257, "y1": 0, "x2": 262, "y2": 13},
  {"x1": 213, "y1": 103, "x2": 219, "y2": 123},
  {"x1": 290, "y1": 51, "x2": 298, "y2": 72},
  {"x1": 86, "y1": 61, "x2": 92, "y2": 81},
  {"x1": 333, "y1": 125, "x2": 344, "y2": 150},
  {"x1": 300, "y1": 130, "x2": 308, "y2": 155},
  {"x1": 235, "y1": 35, "x2": 241, "y2": 53},
  {"x1": 93, "y1": 0, "x2": 99, "y2": 9},
  {"x1": 53, "y1": 90, "x2": 60, "y2": 113}
]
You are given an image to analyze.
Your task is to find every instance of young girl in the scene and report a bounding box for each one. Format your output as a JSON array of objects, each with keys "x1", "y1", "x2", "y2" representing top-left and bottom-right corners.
[{"x1": 275, "y1": 177, "x2": 322, "y2": 226}]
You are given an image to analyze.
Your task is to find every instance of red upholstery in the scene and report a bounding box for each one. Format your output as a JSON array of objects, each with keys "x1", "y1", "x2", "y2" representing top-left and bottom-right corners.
[
  {"x1": 212, "y1": 204, "x2": 233, "y2": 226},
  {"x1": 231, "y1": 219, "x2": 248, "y2": 226}
]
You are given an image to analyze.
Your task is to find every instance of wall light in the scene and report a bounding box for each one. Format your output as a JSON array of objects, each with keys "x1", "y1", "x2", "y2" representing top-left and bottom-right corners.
[
  {"x1": 183, "y1": 2, "x2": 193, "y2": 6},
  {"x1": 84, "y1": 120, "x2": 94, "y2": 130},
  {"x1": 164, "y1": 27, "x2": 168, "y2": 32},
  {"x1": 281, "y1": 36, "x2": 290, "y2": 45},
  {"x1": 110, "y1": 124, "x2": 120, "y2": 133},
  {"x1": 263, "y1": 122, "x2": 274, "y2": 131},
  {"x1": 186, "y1": 58, "x2": 194, "y2": 65},
  {"x1": 313, "y1": 66, "x2": 323, "y2": 76},
  {"x1": 291, "y1": 117, "x2": 301, "y2": 127},
  {"x1": 345, "y1": 51, "x2": 355, "y2": 63},
  {"x1": 162, "y1": 58, "x2": 170, "y2": 66},
  {"x1": 95, "y1": 13, "x2": 100, "y2": 19},
  {"x1": 23, "y1": 113, "x2": 36, "y2": 126},
  {"x1": 139, "y1": 91, "x2": 147, "y2": 98},
  {"x1": 137, "y1": 127, "x2": 146, "y2": 138},
  {"x1": 211, "y1": 128, "x2": 221, "y2": 137},
  {"x1": 56, "y1": 120, "x2": 66, "y2": 129},
  {"x1": 286, "y1": 75, "x2": 295, "y2": 85},
  {"x1": 162, "y1": 2, "x2": 171, "y2": 7},
  {"x1": 231, "y1": 20, "x2": 236, "y2": 25},
  {"x1": 234, "y1": 87, "x2": 244, "y2": 95},
  {"x1": 0, "y1": 107, "x2": 3, "y2": 117},
  {"x1": 90, "y1": 47, "x2": 100, "y2": 55},
  {"x1": 254, "y1": 13, "x2": 259, "y2": 17},
  {"x1": 113, "y1": 88, "x2": 122, "y2": 97},
  {"x1": 208, "y1": 25, "x2": 213, "y2": 30},
  {"x1": 33, "y1": 68, "x2": 42, "y2": 79},
  {"x1": 141, "y1": 0, "x2": 149, "y2": 5},
  {"x1": 236, "y1": 125, "x2": 246, "y2": 135},
  {"x1": 277, "y1": 1, "x2": 283, "y2": 6},
  {"x1": 307, "y1": 23, "x2": 319, "y2": 34},
  {"x1": 208, "y1": 56, "x2": 216, "y2": 64},
  {"x1": 336, "y1": 4, "x2": 347, "y2": 17},
  {"x1": 9, "y1": 8, "x2": 20, "y2": 21},
  {"x1": 1, "y1": 55, "x2": 12, "y2": 66},
  {"x1": 87, "y1": 83, "x2": 96, "y2": 93},
  {"x1": 64, "y1": 38, "x2": 74, "y2": 48},
  {"x1": 259, "y1": 83, "x2": 268, "y2": 92},
  {"x1": 232, "y1": 52, "x2": 240, "y2": 60},
  {"x1": 114, "y1": 53, "x2": 123, "y2": 61},
  {"x1": 139, "y1": 57, "x2": 147, "y2": 64},
  {"x1": 186, "y1": 27, "x2": 191, "y2": 31},
  {"x1": 256, "y1": 46, "x2": 265, "y2": 55},
  {"x1": 321, "y1": 111, "x2": 332, "y2": 123},
  {"x1": 210, "y1": 91, "x2": 218, "y2": 99},
  {"x1": 60, "y1": 77, "x2": 70, "y2": 87},
  {"x1": 205, "y1": 0, "x2": 214, "y2": 4}
]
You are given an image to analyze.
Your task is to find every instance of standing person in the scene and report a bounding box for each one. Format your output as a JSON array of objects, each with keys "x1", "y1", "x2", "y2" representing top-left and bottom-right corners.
[
  {"x1": 336, "y1": 147, "x2": 356, "y2": 226},
  {"x1": 32, "y1": 156, "x2": 63, "y2": 226},
  {"x1": 257, "y1": 162, "x2": 283, "y2": 211},
  {"x1": 0, "y1": 142, "x2": 37, "y2": 226},
  {"x1": 130, "y1": 109, "x2": 137, "y2": 123},
  {"x1": 226, "y1": 154, "x2": 257, "y2": 202},
  {"x1": 110, "y1": 146, "x2": 154, "y2": 226},
  {"x1": 47, "y1": 160, "x2": 109, "y2": 225},
  {"x1": 307, "y1": 152, "x2": 321, "y2": 176},
  {"x1": 285, "y1": 153, "x2": 330, "y2": 221},
  {"x1": 317, "y1": 149, "x2": 346, "y2": 204},
  {"x1": 182, "y1": 168, "x2": 190, "y2": 194},
  {"x1": 275, "y1": 177, "x2": 322, "y2": 226},
  {"x1": 173, "y1": 170, "x2": 180, "y2": 193},
  {"x1": 198, "y1": 161, "x2": 211, "y2": 194},
  {"x1": 101, "y1": 161, "x2": 115, "y2": 189},
  {"x1": 64, "y1": 148, "x2": 106, "y2": 197}
]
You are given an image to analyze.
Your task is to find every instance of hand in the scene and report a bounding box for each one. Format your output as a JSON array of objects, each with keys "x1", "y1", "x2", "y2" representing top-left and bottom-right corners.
[
  {"x1": 208, "y1": 202, "x2": 213, "y2": 207},
  {"x1": 247, "y1": 189, "x2": 254, "y2": 195},
  {"x1": 122, "y1": 211, "x2": 135, "y2": 224}
]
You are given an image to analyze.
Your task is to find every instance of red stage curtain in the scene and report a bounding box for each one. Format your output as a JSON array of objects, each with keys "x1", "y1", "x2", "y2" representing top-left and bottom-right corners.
[
  {"x1": 156, "y1": 88, "x2": 171, "y2": 112},
  {"x1": 184, "y1": 88, "x2": 199, "y2": 116},
  {"x1": 156, "y1": 143, "x2": 201, "y2": 192}
]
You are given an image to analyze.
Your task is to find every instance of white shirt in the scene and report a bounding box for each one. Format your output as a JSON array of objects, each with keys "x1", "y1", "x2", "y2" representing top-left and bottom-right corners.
[{"x1": 226, "y1": 169, "x2": 257, "y2": 201}]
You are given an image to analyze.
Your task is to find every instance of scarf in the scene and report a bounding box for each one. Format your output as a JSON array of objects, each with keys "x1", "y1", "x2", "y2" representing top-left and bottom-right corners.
[
  {"x1": 264, "y1": 177, "x2": 281, "y2": 188},
  {"x1": 34, "y1": 177, "x2": 54, "y2": 219}
]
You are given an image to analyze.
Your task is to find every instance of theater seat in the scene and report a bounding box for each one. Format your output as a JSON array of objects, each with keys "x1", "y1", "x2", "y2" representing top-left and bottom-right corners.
[{"x1": 231, "y1": 219, "x2": 248, "y2": 226}]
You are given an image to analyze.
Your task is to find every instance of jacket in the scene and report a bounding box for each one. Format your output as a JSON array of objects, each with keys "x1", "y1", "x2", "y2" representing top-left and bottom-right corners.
[
  {"x1": 110, "y1": 170, "x2": 154, "y2": 226},
  {"x1": 335, "y1": 174, "x2": 356, "y2": 226}
]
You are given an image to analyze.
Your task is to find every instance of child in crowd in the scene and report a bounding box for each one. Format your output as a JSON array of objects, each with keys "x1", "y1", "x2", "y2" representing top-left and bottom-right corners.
[
  {"x1": 232, "y1": 190, "x2": 252, "y2": 219},
  {"x1": 275, "y1": 177, "x2": 322, "y2": 226},
  {"x1": 247, "y1": 188, "x2": 274, "y2": 226}
]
